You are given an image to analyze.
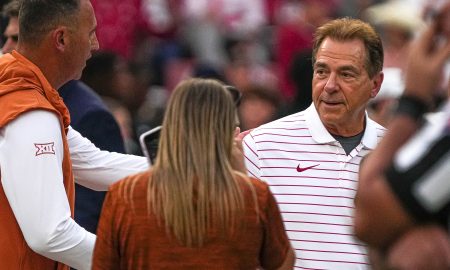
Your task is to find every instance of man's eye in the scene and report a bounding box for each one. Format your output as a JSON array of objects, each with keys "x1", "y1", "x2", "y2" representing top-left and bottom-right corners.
[
  {"x1": 315, "y1": 69, "x2": 328, "y2": 77},
  {"x1": 342, "y1": 72, "x2": 354, "y2": 78}
]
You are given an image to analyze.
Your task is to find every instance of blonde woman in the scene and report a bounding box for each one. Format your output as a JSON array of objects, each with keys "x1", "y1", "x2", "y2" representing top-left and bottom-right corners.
[{"x1": 92, "y1": 78, "x2": 295, "y2": 269}]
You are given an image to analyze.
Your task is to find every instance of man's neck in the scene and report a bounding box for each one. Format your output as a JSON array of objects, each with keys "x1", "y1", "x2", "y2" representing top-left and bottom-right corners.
[
  {"x1": 323, "y1": 113, "x2": 367, "y2": 137},
  {"x1": 16, "y1": 44, "x2": 64, "y2": 89},
  {"x1": 326, "y1": 123, "x2": 365, "y2": 137}
]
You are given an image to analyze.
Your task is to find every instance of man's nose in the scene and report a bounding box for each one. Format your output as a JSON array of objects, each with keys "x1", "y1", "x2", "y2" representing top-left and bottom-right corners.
[
  {"x1": 90, "y1": 34, "x2": 99, "y2": 51},
  {"x1": 324, "y1": 73, "x2": 338, "y2": 92}
]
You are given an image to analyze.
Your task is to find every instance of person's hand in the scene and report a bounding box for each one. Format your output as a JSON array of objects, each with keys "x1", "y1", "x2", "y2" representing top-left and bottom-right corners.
[
  {"x1": 387, "y1": 225, "x2": 450, "y2": 270},
  {"x1": 235, "y1": 127, "x2": 252, "y2": 142},
  {"x1": 230, "y1": 127, "x2": 252, "y2": 174},
  {"x1": 404, "y1": 19, "x2": 450, "y2": 103}
]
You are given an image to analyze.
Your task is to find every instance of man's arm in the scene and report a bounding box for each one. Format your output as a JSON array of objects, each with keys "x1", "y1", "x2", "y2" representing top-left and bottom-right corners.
[
  {"x1": 354, "y1": 20, "x2": 450, "y2": 248},
  {"x1": 353, "y1": 114, "x2": 419, "y2": 248},
  {"x1": 67, "y1": 126, "x2": 148, "y2": 191},
  {"x1": 0, "y1": 110, "x2": 95, "y2": 270},
  {"x1": 387, "y1": 225, "x2": 450, "y2": 270}
]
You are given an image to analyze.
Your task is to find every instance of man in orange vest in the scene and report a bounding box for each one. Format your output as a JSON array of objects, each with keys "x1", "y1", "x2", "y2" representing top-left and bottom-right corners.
[{"x1": 0, "y1": 1, "x2": 148, "y2": 269}]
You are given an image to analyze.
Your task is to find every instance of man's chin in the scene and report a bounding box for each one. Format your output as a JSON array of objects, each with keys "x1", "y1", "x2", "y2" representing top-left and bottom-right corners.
[
  {"x1": 72, "y1": 72, "x2": 83, "y2": 81},
  {"x1": 318, "y1": 107, "x2": 343, "y2": 122}
]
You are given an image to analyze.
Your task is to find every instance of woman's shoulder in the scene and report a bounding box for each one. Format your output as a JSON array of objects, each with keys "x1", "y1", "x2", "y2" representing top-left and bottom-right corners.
[
  {"x1": 247, "y1": 176, "x2": 269, "y2": 191},
  {"x1": 109, "y1": 170, "x2": 152, "y2": 199},
  {"x1": 236, "y1": 173, "x2": 271, "y2": 201}
]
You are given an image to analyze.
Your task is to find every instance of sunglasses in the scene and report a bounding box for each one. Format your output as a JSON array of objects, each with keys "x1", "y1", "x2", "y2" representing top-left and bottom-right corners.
[{"x1": 225, "y1": 85, "x2": 242, "y2": 107}]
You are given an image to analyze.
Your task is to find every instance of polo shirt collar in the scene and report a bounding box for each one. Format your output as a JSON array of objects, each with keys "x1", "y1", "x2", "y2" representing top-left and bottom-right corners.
[
  {"x1": 362, "y1": 115, "x2": 379, "y2": 150},
  {"x1": 305, "y1": 103, "x2": 335, "y2": 144},
  {"x1": 304, "y1": 103, "x2": 379, "y2": 149}
]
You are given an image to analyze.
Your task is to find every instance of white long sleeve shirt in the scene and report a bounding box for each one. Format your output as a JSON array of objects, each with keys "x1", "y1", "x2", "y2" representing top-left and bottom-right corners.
[{"x1": 0, "y1": 110, "x2": 148, "y2": 270}]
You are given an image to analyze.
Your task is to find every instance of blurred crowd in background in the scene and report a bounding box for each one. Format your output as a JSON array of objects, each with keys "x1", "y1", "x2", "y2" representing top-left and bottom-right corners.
[{"x1": 0, "y1": 0, "x2": 440, "y2": 155}]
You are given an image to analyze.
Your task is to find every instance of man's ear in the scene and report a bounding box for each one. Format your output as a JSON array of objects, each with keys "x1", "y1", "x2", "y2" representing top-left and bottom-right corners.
[
  {"x1": 370, "y1": 71, "x2": 384, "y2": 98},
  {"x1": 53, "y1": 26, "x2": 68, "y2": 52}
]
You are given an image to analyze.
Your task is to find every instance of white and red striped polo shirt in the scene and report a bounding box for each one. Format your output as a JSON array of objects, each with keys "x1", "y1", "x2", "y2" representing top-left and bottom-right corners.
[{"x1": 243, "y1": 104, "x2": 385, "y2": 270}]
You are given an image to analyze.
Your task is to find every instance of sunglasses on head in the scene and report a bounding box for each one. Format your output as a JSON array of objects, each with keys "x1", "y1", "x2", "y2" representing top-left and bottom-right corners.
[{"x1": 225, "y1": 85, "x2": 242, "y2": 107}]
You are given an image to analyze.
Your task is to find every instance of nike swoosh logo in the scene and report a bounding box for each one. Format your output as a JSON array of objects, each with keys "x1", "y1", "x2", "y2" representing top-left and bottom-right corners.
[{"x1": 296, "y1": 164, "x2": 319, "y2": 172}]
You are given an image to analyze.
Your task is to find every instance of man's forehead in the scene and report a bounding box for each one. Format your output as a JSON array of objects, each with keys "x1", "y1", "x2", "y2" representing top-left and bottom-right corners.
[
  {"x1": 315, "y1": 38, "x2": 366, "y2": 64},
  {"x1": 318, "y1": 38, "x2": 365, "y2": 53}
]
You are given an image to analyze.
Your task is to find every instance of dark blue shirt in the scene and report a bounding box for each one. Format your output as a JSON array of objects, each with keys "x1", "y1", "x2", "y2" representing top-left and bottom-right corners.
[{"x1": 59, "y1": 80, "x2": 125, "y2": 234}]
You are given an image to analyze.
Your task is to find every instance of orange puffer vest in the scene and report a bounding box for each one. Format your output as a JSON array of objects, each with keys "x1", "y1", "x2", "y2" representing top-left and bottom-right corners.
[{"x1": 0, "y1": 51, "x2": 73, "y2": 270}]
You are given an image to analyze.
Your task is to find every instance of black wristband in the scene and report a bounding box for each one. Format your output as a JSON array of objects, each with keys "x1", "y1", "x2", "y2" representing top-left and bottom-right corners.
[{"x1": 395, "y1": 94, "x2": 430, "y2": 121}]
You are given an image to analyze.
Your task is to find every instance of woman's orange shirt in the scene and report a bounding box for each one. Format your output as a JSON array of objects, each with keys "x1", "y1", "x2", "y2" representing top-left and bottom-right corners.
[{"x1": 93, "y1": 170, "x2": 290, "y2": 270}]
